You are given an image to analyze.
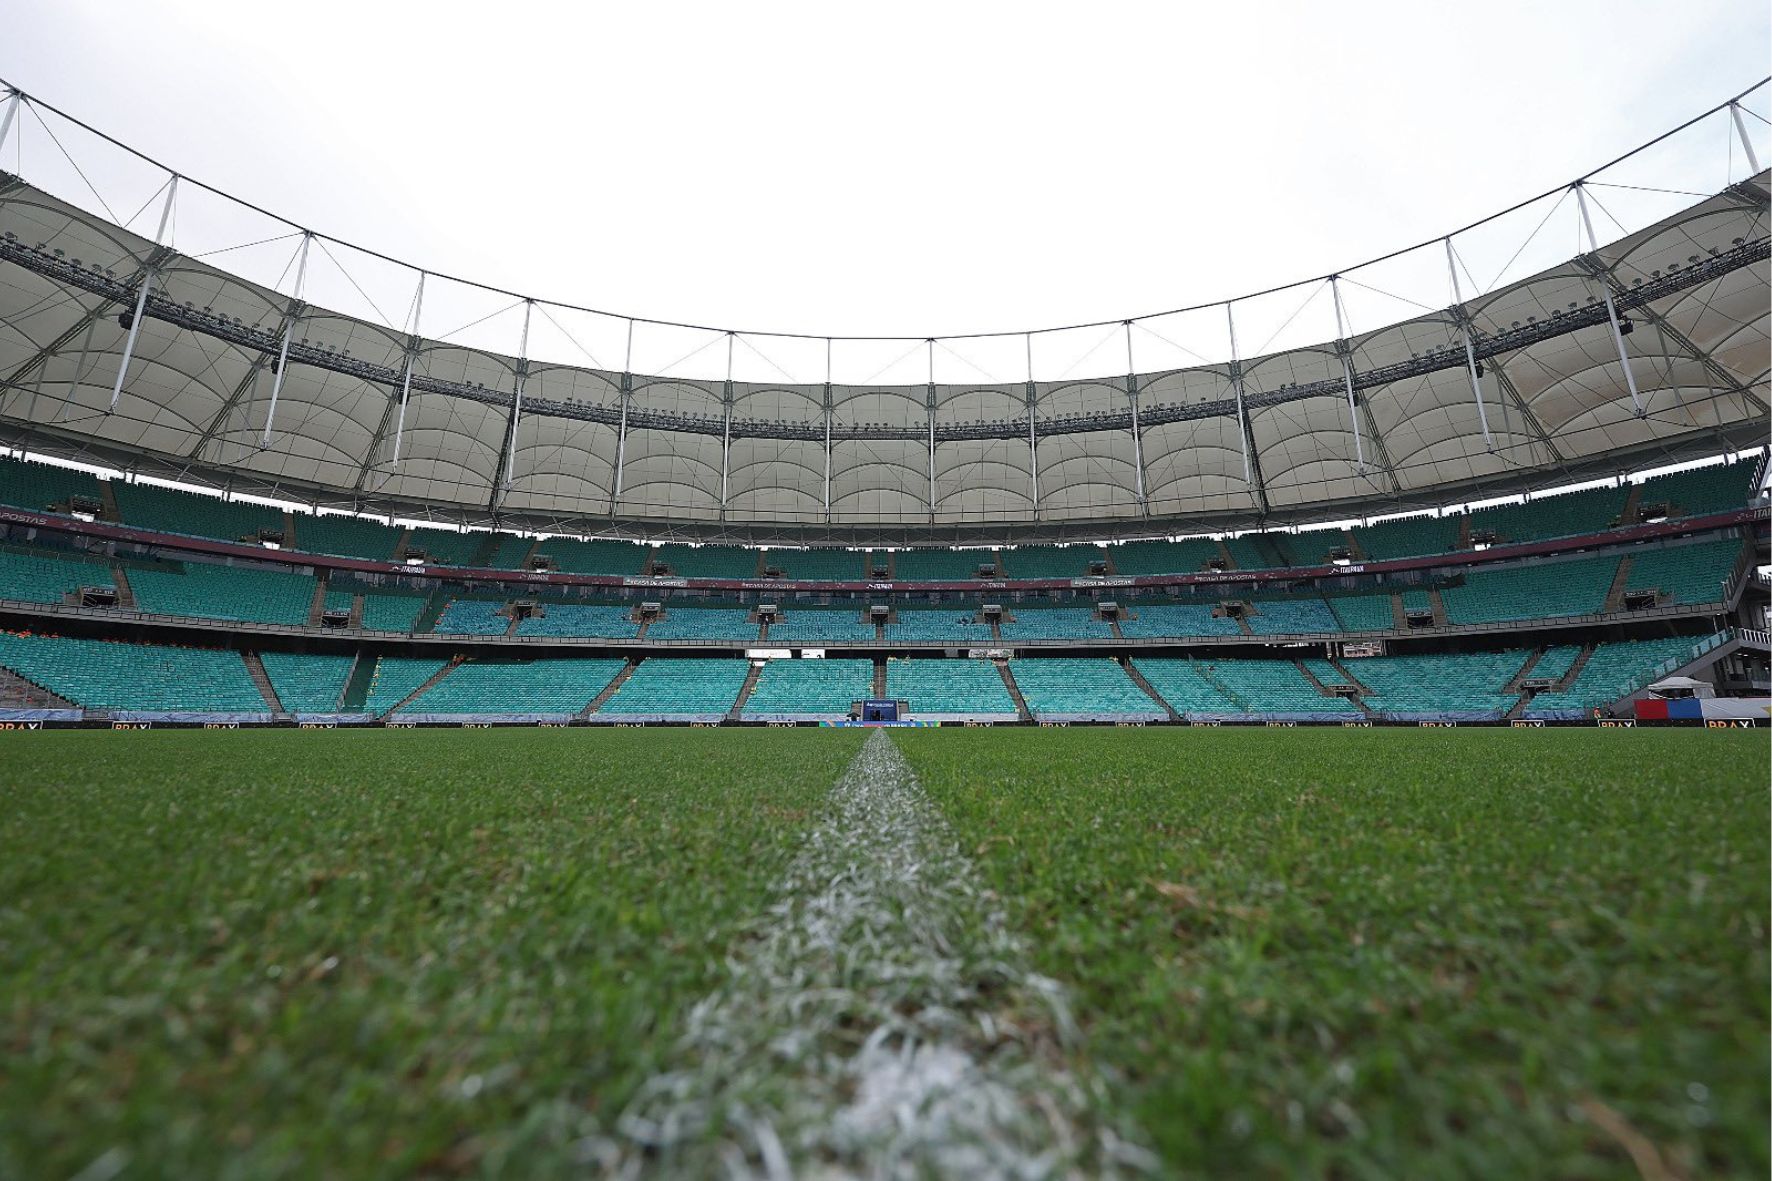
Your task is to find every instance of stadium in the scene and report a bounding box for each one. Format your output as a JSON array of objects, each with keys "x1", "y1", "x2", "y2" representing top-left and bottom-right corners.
[{"x1": 0, "y1": 7, "x2": 1768, "y2": 1179}]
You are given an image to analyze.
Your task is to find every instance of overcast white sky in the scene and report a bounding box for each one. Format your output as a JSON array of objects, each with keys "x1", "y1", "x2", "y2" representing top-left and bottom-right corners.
[{"x1": 3, "y1": 0, "x2": 1769, "y2": 383}]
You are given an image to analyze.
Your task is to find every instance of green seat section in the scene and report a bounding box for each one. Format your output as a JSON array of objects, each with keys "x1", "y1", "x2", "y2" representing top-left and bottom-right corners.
[
  {"x1": 1352, "y1": 514, "x2": 1460, "y2": 560},
  {"x1": 998, "y1": 607, "x2": 1115, "y2": 641},
  {"x1": 292, "y1": 513, "x2": 400, "y2": 561},
  {"x1": 1300, "y1": 656, "x2": 1356, "y2": 688},
  {"x1": 0, "y1": 544, "x2": 115, "y2": 604},
  {"x1": 1401, "y1": 588, "x2": 1433, "y2": 615},
  {"x1": 892, "y1": 549, "x2": 1000, "y2": 581},
  {"x1": 361, "y1": 657, "x2": 449, "y2": 715},
  {"x1": 1326, "y1": 592, "x2": 1394, "y2": 631},
  {"x1": 886, "y1": 659, "x2": 1016, "y2": 715},
  {"x1": 0, "y1": 455, "x2": 103, "y2": 512},
  {"x1": 1008, "y1": 658, "x2": 1156, "y2": 717},
  {"x1": 884, "y1": 608, "x2": 992, "y2": 644},
  {"x1": 258, "y1": 651, "x2": 355, "y2": 713},
  {"x1": 402, "y1": 527, "x2": 483, "y2": 566},
  {"x1": 1001, "y1": 546, "x2": 1108, "y2": 579},
  {"x1": 433, "y1": 599, "x2": 508, "y2": 635},
  {"x1": 514, "y1": 604, "x2": 640, "y2": 639},
  {"x1": 1440, "y1": 555, "x2": 1617, "y2": 623},
  {"x1": 1469, "y1": 485, "x2": 1628, "y2": 544},
  {"x1": 1527, "y1": 636, "x2": 1709, "y2": 713},
  {"x1": 650, "y1": 544, "x2": 757, "y2": 579},
  {"x1": 321, "y1": 588, "x2": 353, "y2": 617},
  {"x1": 1105, "y1": 538, "x2": 1222, "y2": 576},
  {"x1": 0, "y1": 632, "x2": 261, "y2": 711},
  {"x1": 741, "y1": 658, "x2": 873, "y2": 717},
  {"x1": 401, "y1": 657, "x2": 626, "y2": 715},
  {"x1": 1118, "y1": 602, "x2": 1241, "y2": 639},
  {"x1": 481, "y1": 533, "x2": 534, "y2": 570},
  {"x1": 1245, "y1": 595, "x2": 1339, "y2": 634},
  {"x1": 1634, "y1": 456, "x2": 1758, "y2": 517},
  {"x1": 1625, "y1": 538, "x2": 1743, "y2": 605},
  {"x1": 764, "y1": 549, "x2": 863, "y2": 581},
  {"x1": 595, "y1": 658, "x2": 749, "y2": 716},
  {"x1": 1196, "y1": 658, "x2": 1358, "y2": 713},
  {"x1": 534, "y1": 537, "x2": 650, "y2": 575},
  {"x1": 1343, "y1": 650, "x2": 1531, "y2": 716},
  {"x1": 645, "y1": 608, "x2": 758, "y2": 642},
  {"x1": 130, "y1": 562, "x2": 316, "y2": 626},
  {"x1": 1528, "y1": 645, "x2": 1584, "y2": 683},
  {"x1": 1132, "y1": 657, "x2": 1238, "y2": 713},
  {"x1": 112, "y1": 482, "x2": 281, "y2": 542},
  {"x1": 361, "y1": 592, "x2": 426, "y2": 632},
  {"x1": 767, "y1": 608, "x2": 877, "y2": 645},
  {"x1": 1222, "y1": 535, "x2": 1278, "y2": 570}
]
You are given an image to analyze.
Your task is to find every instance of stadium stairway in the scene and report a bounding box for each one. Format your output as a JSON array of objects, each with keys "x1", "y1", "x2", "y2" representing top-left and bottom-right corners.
[
  {"x1": 516, "y1": 537, "x2": 542, "y2": 571},
  {"x1": 728, "y1": 661, "x2": 764, "y2": 722},
  {"x1": 412, "y1": 589, "x2": 450, "y2": 634},
  {"x1": 1603, "y1": 557, "x2": 1635, "y2": 613},
  {"x1": 97, "y1": 480, "x2": 120, "y2": 522},
  {"x1": 0, "y1": 663, "x2": 76, "y2": 710},
  {"x1": 1293, "y1": 658, "x2": 1337, "y2": 697},
  {"x1": 339, "y1": 652, "x2": 373, "y2": 711},
  {"x1": 1214, "y1": 539, "x2": 1237, "y2": 569},
  {"x1": 633, "y1": 612, "x2": 653, "y2": 640},
  {"x1": 1234, "y1": 608, "x2": 1254, "y2": 636},
  {"x1": 108, "y1": 563, "x2": 136, "y2": 608},
  {"x1": 391, "y1": 527, "x2": 412, "y2": 561},
  {"x1": 307, "y1": 575, "x2": 329, "y2": 626},
  {"x1": 1618, "y1": 481, "x2": 1644, "y2": 525},
  {"x1": 1503, "y1": 648, "x2": 1547, "y2": 692},
  {"x1": 755, "y1": 610, "x2": 770, "y2": 644},
  {"x1": 1554, "y1": 644, "x2": 1597, "y2": 691},
  {"x1": 502, "y1": 610, "x2": 522, "y2": 638},
  {"x1": 1120, "y1": 656, "x2": 1182, "y2": 722},
  {"x1": 989, "y1": 615, "x2": 1004, "y2": 644},
  {"x1": 996, "y1": 660, "x2": 1033, "y2": 723},
  {"x1": 470, "y1": 532, "x2": 505, "y2": 569},
  {"x1": 281, "y1": 511, "x2": 298, "y2": 548},
  {"x1": 1456, "y1": 516, "x2": 1472, "y2": 550},
  {"x1": 382, "y1": 656, "x2": 462, "y2": 717},
  {"x1": 348, "y1": 594, "x2": 365, "y2": 628},
  {"x1": 1106, "y1": 613, "x2": 1126, "y2": 640},
  {"x1": 873, "y1": 661, "x2": 887, "y2": 698},
  {"x1": 578, "y1": 660, "x2": 637, "y2": 719},
  {"x1": 241, "y1": 652, "x2": 284, "y2": 714},
  {"x1": 1389, "y1": 593, "x2": 1408, "y2": 630},
  {"x1": 1344, "y1": 528, "x2": 1366, "y2": 561},
  {"x1": 1427, "y1": 587, "x2": 1449, "y2": 626}
]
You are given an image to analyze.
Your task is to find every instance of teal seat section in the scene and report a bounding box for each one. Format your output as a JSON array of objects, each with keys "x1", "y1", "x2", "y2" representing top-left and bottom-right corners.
[
  {"x1": 886, "y1": 659, "x2": 1016, "y2": 715},
  {"x1": 1105, "y1": 538, "x2": 1223, "y2": 576},
  {"x1": 1118, "y1": 602, "x2": 1241, "y2": 639},
  {"x1": 766, "y1": 549, "x2": 863, "y2": 581},
  {"x1": 998, "y1": 607, "x2": 1115, "y2": 641},
  {"x1": 1440, "y1": 556, "x2": 1617, "y2": 623},
  {"x1": 645, "y1": 608, "x2": 758, "y2": 642},
  {"x1": 514, "y1": 603, "x2": 641, "y2": 639},
  {"x1": 433, "y1": 599, "x2": 508, "y2": 635},
  {"x1": 0, "y1": 454, "x2": 104, "y2": 512},
  {"x1": 362, "y1": 657, "x2": 449, "y2": 715},
  {"x1": 130, "y1": 562, "x2": 316, "y2": 626},
  {"x1": 884, "y1": 608, "x2": 993, "y2": 644},
  {"x1": 1351, "y1": 514, "x2": 1459, "y2": 560},
  {"x1": 292, "y1": 513, "x2": 400, "y2": 561},
  {"x1": 0, "y1": 544, "x2": 115, "y2": 604},
  {"x1": 1008, "y1": 657, "x2": 1157, "y2": 718},
  {"x1": 0, "y1": 632, "x2": 261, "y2": 711},
  {"x1": 767, "y1": 608, "x2": 877, "y2": 645},
  {"x1": 259, "y1": 651, "x2": 355, "y2": 712},
  {"x1": 595, "y1": 658, "x2": 749, "y2": 716},
  {"x1": 401, "y1": 657, "x2": 626, "y2": 715},
  {"x1": 534, "y1": 537, "x2": 650, "y2": 575},
  {"x1": 741, "y1": 658, "x2": 873, "y2": 718},
  {"x1": 1625, "y1": 538, "x2": 1743, "y2": 605},
  {"x1": 650, "y1": 545, "x2": 758, "y2": 579}
]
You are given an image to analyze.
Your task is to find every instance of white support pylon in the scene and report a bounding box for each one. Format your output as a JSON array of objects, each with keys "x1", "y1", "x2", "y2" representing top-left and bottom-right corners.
[
  {"x1": 259, "y1": 230, "x2": 313, "y2": 447},
  {"x1": 1573, "y1": 183, "x2": 1645, "y2": 417},
  {"x1": 109, "y1": 175, "x2": 178, "y2": 413},
  {"x1": 1443, "y1": 237, "x2": 1494, "y2": 447}
]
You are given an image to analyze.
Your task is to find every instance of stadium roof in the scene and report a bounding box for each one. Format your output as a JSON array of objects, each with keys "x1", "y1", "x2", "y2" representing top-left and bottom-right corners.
[{"x1": 0, "y1": 84, "x2": 1766, "y2": 545}]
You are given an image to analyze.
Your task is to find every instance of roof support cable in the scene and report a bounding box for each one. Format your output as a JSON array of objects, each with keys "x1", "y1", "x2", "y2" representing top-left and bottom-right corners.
[
  {"x1": 1025, "y1": 333, "x2": 1039, "y2": 521},
  {"x1": 108, "y1": 175, "x2": 178, "y2": 414},
  {"x1": 1572, "y1": 182, "x2": 1646, "y2": 418},
  {"x1": 259, "y1": 229, "x2": 311, "y2": 447},
  {"x1": 1442, "y1": 236, "x2": 1495, "y2": 448},
  {"x1": 0, "y1": 90, "x2": 19, "y2": 163},
  {"x1": 1730, "y1": 101, "x2": 1763, "y2": 175},
  {"x1": 1329, "y1": 276, "x2": 1366, "y2": 470},
  {"x1": 388, "y1": 271, "x2": 427, "y2": 472},
  {"x1": 1124, "y1": 320, "x2": 1148, "y2": 514},
  {"x1": 494, "y1": 297, "x2": 533, "y2": 506},
  {"x1": 609, "y1": 318, "x2": 634, "y2": 517}
]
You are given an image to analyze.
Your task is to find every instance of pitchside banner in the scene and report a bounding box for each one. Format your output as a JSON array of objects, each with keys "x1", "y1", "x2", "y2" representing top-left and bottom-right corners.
[{"x1": 1634, "y1": 698, "x2": 1771, "y2": 723}]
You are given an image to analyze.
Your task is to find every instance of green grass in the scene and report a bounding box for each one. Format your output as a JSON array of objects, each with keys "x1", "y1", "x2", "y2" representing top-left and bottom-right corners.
[
  {"x1": 896, "y1": 727, "x2": 1770, "y2": 1179},
  {"x1": 0, "y1": 728, "x2": 864, "y2": 1179}
]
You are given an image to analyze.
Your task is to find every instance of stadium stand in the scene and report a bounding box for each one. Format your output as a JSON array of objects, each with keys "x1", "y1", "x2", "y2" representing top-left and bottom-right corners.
[
  {"x1": 1440, "y1": 555, "x2": 1618, "y2": 624},
  {"x1": 884, "y1": 607, "x2": 993, "y2": 644},
  {"x1": 1222, "y1": 535, "x2": 1276, "y2": 570},
  {"x1": 1624, "y1": 538, "x2": 1743, "y2": 606},
  {"x1": 766, "y1": 549, "x2": 863, "y2": 581},
  {"x1": 360, "y1": 591, "x2": 427, "y2": 632},
  {"x1": 403, "y1": 527, "x2": 484, "y2": 566},
  {"x1": 480, "y1": 533, "x2": 535, "y2": 570},
  {"x1": 594, "y1": 657, "x2": 749, "y2": 719},
  {"x1": 1527, "y1": 644, "x2": 1584, "y2": 684},
  {"x1": 886, "y1": 658, "x2": 1018, "y2": 719},
  {"x1": 1351, "y1": 514, "x2": 1459, "y2": 560},
  {"x1": 513, "y1": 603, "x2": 641, "y2": 639},
  {"x1": 0, "y1": 454, "x2": 103, "y2": 512},
  {"x1": 1468, "y1": 486, "x2": 1627, "y2": 544},
  {"x1": 997, "y1": 606, "x2": 1116, "y2": 642},
  {"x1": 1245, "y1": 595, "x2": 1341, "y2": 634},
  {"x1": 741, "y1": 658, "x2": 874, "y2": 719},
  {"x1": 1196, "y1": 658, "x2": 1360, "y2": 716},
  {"x1": 892, "y1": 548, "x2": 999, "y2": 580},
  {"x1": 1008, "y1": 657, "x2": 1164, "y2": 721},
  {"x1": 1633, "y1": 456, "x2": 1758, "y2": 517},
  {"x1": 644, "y1": 607, "x2": 760, "y2": 642},
  {"x1": 766, "y1": 608, "x2": 877, "y2": 645},
  {"x1": 1342, "y1": 650, "x2": 1532, "y2": 720},
  {"x1": 1325, "y1": 591, "x2": 1396, "y2": 632},
  {"x1": 432, "y1": 599, "x2": 509, "y2": 635},
  {"x1": 534, "y1": 536, "x2": 649, "y2": 574},
  {"x1": 0, "y1": 631, "x2": 264, "y2": 714},
  {"x1": 1001, "y1": 546, "x2": 1106, "y2": 579},
  {"x1": 361, "y1": 656, "x2": 450, "y2": 715},
  {"x1": 650, "y1": 544, "x2": 757, "y2": 579},
  {"x1": 112, "y1": 482, "x2": 281, "y2": 542},
  {"x1": 1118, "y1": 602, "x2": 1242, "y2": 639},
  {"x1": 1130, "y1": 657, "x2": 1237, "y2": 715},
  {"x1": 258, "y1": 651, "x2": 356, "y2": 713},
  {"x1": 0, "y1": 544, "x2": 115, "y2": 604},
  {"x1": 1525, "y1": 636, "x2": 1708, "y2": 717},
  {"x1": 129, "y1": 562, "x2": 316, "y2": 627},
  {"x1": 1299, "y1": 655, "x2": 1356, "y2": 689},
  {"x1": 293, "y1": 513, "x2": 400, "y2": 561},
  {"x1": 1104, "y1": 537, "x2": 1223, "y2": 576},
  {"x1": 398, "y1": 657, "x2": 626, "y2": 718}
]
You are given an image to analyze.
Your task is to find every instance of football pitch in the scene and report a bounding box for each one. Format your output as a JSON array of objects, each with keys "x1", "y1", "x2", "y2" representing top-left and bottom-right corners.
[{"x1": 1, "y1": 728, "x2": 1765, "y2": 1179}]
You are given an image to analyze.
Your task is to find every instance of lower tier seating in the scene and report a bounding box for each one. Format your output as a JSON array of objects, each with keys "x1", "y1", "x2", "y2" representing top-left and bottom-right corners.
[
  {"x1": 886, "y1": 659, "x2": 1016, "y2": 717},
  {"x1": 1008, "y1": 657, "x2": 1161, "y2": 720},
  {"x1": 362, "y1": 657, "x2": 449, "y2": 715},
  {"x1": 1326, "y1": 592, "x2": 1396, "y2": 632},
  {"x1": 400, "y1": 657, "x2": 626, "y2": 716},
  {"x1": 1440, "y1": 555, "x2": 1617, "y2": 624},
  {"x1": 741, "y1": 658, "x2": 873, "y2": 718},
  {"x1": 1625, "y1": 538, "x2": 1743, "y2": 606},
  {"x1": 259, "y1": 651, "x2": 356, "y2": 713},
  {"x1": 594, "y1": 658, "x2": 749, "y2": 718},
  {"x1": 1245, "y1": 596, "x2": 1340, "y2": 635},
  {"x1": 1199, "y1": 658, "x2": 1360, "y2": 714},
  {"x1": 361, "y1": 592, "x2": 427, "y2": 632},
  {"x1": 1525, "y1": 637, "x2": 1706, "y2": 716},
  {"x1": 0, "y1": 631, "x2": 263, "y2": 712},
  {"x1": 1342, "y1": 650, "x2": 1532, "y2": 719}
]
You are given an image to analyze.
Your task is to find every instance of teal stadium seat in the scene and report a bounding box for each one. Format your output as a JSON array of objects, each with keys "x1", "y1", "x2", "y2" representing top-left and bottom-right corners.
[
  {"x1": 1440, "y1": 555, "x2": 1618, "y2": 624},
  {"x1": 1625, "y1": 538, "x2": 1743, "y2": 605},
  {"x1": 1000, "y1": 546, "x2": 1108, "y2": 579},
  {"x1": 129, "y1": 562, "x2": 316, "y2": 626},
  {"x1": 433, "y1": 599, "x2": 509, "y2": 635},
  {"x1": 0, "y1": 632, "x2": 264, "y2": 713},
  {"x1": 766, "y1": 608, "x2": 877, "y2": 645},
  {"x1": 886, "y1": 659, "x2": 1016, "y2": 718},
  {"x1": 1104, "y1": 537, "x2": 1223, "y2": 576},
  {"x1": 892, "y1": 548, "x2": 1001, "y2": 581},
  {"x1": 1526, "y1": 637, "x2": 1708, "y2": 716},
  {"x1": 1008, "y1": 658, "x2": 1162, "y2": 720},
  {"x1": 1634, "y1": 457, "x2": 1757, "y2": 518},
  {"x1": 651, "y1": 544, "x2": 758, "y2": 578},
  {"x1": 1352, "y1": 514, "x2": 1460, "y2": 560},
  {"x1": 1325, "y1": 592, "x2": 1395, "y2": 631},
  {"x1": 1245, "y1": 596, "x2": 1340, "y2": 634},
  {"x1": 362, "y1": 657, "x2": 449, "y2": 715},
  {"x1": 1118, "y1": 602, "x2": 1241, "y2": 639},
  {"x1": 399, "y1": 657, "x2": 626, "y2": 717},
  {"x1": 0, "y1": 544, "x2": 115, "y2": 605},
  {"x1": 514, "y1": 603, "x2": 641, "y2": 639},
  {"x1": 595, "y1": 658, "x2": 749, "y2": 718},
  {"x1": 292, "y1": 513, "x2": 400, "y2": 560},
  {"x1": 741, "y1": 658, "x2": 873, "y2": 719},
  {"x1": 113, "y1": 481, "x2": 281, "y2": 542},
  {"x1": 885, "y1": 608, "x2": 993, "y2": 644},
  {"x1": 535, "y1": 537, "x2": 650, "y2": 574},
  {"x1": 1468, "y1": 485, "x2": 1627, "y2": 544},
  {"x1": 259, "y1": 651, "x2": 356, "y2": 713},
  {"x1": 0, "y1": 455, "x2": 104, "y2": 512},
  {"x1": 644, "y1": 607, "x2": 759, "y2": 642},
  {"x1": 1343, "y1": 650, "x2": 1532, "y2": 718},
  {"x1": 767, "y1": 549, "x2": 863, "y2": 581},
  {"x1": 997, "y1": 607, "x2": 1116, "y2": 641}
]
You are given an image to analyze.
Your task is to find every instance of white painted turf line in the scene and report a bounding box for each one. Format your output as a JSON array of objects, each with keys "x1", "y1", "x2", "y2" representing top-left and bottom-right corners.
[{"x1": 592, "y1": 729, "x2": 1154, "y2": 1179}]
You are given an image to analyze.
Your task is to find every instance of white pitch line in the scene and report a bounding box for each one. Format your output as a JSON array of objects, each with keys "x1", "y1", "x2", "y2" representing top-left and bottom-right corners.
[{"x1": 593, "y1": 729, "x2": 1154, "y2": 1179}]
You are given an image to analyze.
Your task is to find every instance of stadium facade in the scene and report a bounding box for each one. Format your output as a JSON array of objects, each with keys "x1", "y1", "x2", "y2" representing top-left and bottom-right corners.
[{"x1": 0, "y1": 81, "x2": 1765, "y2": 726}]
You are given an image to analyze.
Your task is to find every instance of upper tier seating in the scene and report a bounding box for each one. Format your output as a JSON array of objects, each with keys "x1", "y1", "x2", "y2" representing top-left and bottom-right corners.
[
  {"x1": 766, "y1": 608, "x2": 878, "y2": 645},
  {"x1": 644, "y1": 607, "x2": 759, "y2": 642},
  {"x1": 1118, "y1": 602, "x2": 1242, "y2": 639},
  {"x1": 1008, "y1": 657, "x2": 1161, "y2": 719},
  {"x1": 1131, "y1": 658, "x2": 1236, "y2": 714},
  {"x1": 400, "y1": 657, "x2": 626, "y2": 716},
  {"x1": 113, "y1": 482, "x2": 280, "y2": 542},
  {"x1": 886, "y1": 658, "x2": 1016, "y2": 717},
  {"x1": 1105, "y1": 538, "x2": 1223, "y2": 576},
  {"x1": 997, "y1": 607, "x2": 1116, "y2": 642},
  {"x1": 650, "y1": 544, "x2": 758, "y2": 579},
  {"x1": 481, "y1": 533, "x2": 534, "y2": 570},
  {"x1": 1468, "y1": 485, "x2": 1628, "y2": 544},
  {"x1": 0, "y1": 544, "x2": 114, "y2": 604},
  {"x1": 595, "y1": 657, "x2": 749, "y2": 717},
  {"x1": 741, "y1": 658, "x2": 874, "y2": 718},
  {"x1": 1264, "y1": 529, "x2": 1346, "y2": 568},
  {"x1": 1352, "y1": 514, "x2": 1460, "y2": 561},
  {"x1": 362, "y1": 657, "x2": 449, "y2": 714},
  {"x1": 892, "y1": 548, "x2": 1001, "y2": 581},
  {"x1": 293, "y1": 513, "x2": 400, "y2": 561},
  {"x1": 535, "y1": 537, "x2": 650, "y2": 575},
  {"x1": 258, "y1": 651, "x2": 355, "y2": 713},
  {"x1": 1222, "y1": 535, "x2": 1277, "y2": 570},
  {"x1": 513, "y1": 603, "x2": 641, "y2": 639},
  {"x1": 0, "y1": 454, "x2": 103, "y2": 512},
  {"x1": 1440, "y1": 555, "x2": 1618, "y2": 624},
  {"x1": 1526, "y1": 636, "x2": 1706, "y2": 715},
  {"x1": 884, "y1": 608, "x2": 993, "y2": 644},
  {"x1": 1625, "y1": 538, "x2": 1743, "y2": 605},
  {"x1": 130, "y1": 562, "x2": 316, "y2": 627},
  {"x1": 403, "y1": 527, "x2": 485, "y2": 566},
  {"x1": 1001, "y1": 546, "x2": 1108, "y2": 579},
  {"x1": 1342, "y1": 650, "x2": 1531, "y2": 718},
  {"x1": 766, "y1": 549, "x2": 863, "y2": 581},
  {"x1": 433, "y1": 599, "x2": 509, "y2": 635},
  {"x1": 0, "y1": 631, "x2": 262, "y2": 712},
  {"x1": 1245, "y1": 596, "x2": 1340, "y2": 635},
  {"x1": 1326, "y1": 592, "x2": 1396, "y2": 632},
  {"x1": 1634, "y1": 456, "x2": 1758, "y2": 517},
  {"x1": 1196, "y1": 658, "x2": 1359, "y2": 715}
]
